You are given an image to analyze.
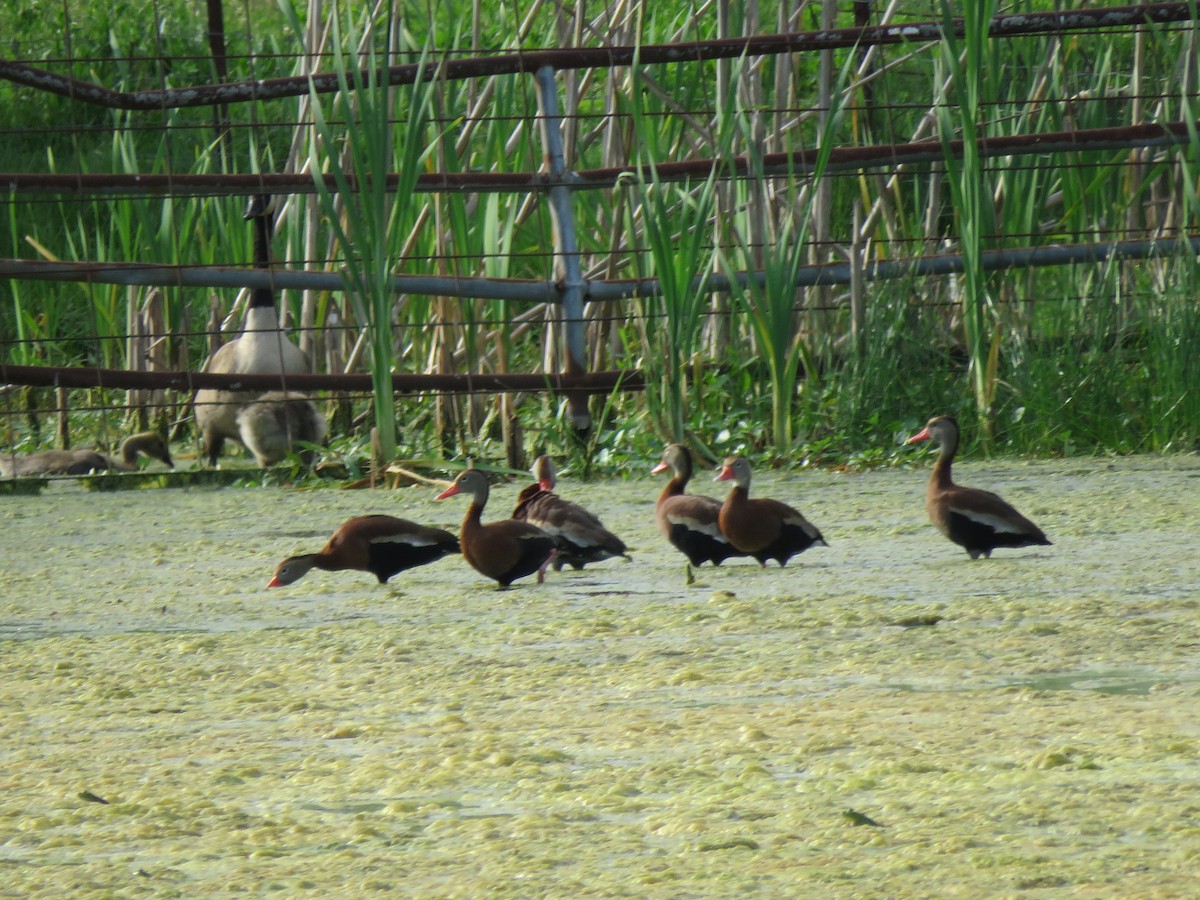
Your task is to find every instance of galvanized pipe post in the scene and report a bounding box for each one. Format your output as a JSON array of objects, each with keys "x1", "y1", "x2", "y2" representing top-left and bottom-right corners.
[{"x1": 533, "y1": 65, "x2": 591, "y2": 431}]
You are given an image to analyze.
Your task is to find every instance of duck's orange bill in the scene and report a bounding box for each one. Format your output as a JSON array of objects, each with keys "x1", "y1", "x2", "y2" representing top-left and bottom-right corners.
[{"x1": 906, "y1": 428, "x2": 932, "y2": 444}]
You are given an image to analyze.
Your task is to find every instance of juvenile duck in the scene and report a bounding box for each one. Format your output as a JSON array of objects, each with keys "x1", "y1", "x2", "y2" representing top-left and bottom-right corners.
[
  {"x1": 511, "y1": 455, "x2": 629, "y2": 570},
  {"x1": 236, "y1": 391, "x2": 327, "y2": 467}
]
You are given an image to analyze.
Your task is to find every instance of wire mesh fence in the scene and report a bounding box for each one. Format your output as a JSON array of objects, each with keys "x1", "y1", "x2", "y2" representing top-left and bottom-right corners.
[{"x1": 3, "y1": 1, "x2": 1200, "y2": 467}]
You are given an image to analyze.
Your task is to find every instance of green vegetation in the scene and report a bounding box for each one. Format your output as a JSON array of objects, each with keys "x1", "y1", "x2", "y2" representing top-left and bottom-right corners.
[{"x1": 3, "y1": 1, "x2": 1200, "y2": 473}]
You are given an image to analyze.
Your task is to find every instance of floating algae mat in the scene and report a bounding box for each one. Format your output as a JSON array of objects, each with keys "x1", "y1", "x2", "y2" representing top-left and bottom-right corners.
[{"x1": 3, "y1": 457, "x2": 1200, "y2": 895}]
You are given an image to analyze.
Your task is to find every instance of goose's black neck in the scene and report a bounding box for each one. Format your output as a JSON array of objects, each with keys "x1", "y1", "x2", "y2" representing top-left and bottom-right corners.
[{"x1": 249, "y1": 199, "x2": 277, "y2": 310}]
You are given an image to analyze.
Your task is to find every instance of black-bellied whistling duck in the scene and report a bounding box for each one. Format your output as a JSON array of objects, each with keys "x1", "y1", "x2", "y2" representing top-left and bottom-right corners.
[
  {"x1": 715, "y1": 455, "x2": 827, "y2": 567},
  {"x1": 267, "y1": 515, "x2": 459, "y2": 586},
  {"x1": 195, "y1": 194, "x2": 310, "y2": 467},
  {"x1": 652, "y1": 443, "x2": 750, "y2": 571},
  {"x1": 906, "y1": 415, "x2": 1051, "y2": 559},
  {"x1": 511, "y1": 455, "x2": 629, "y2": 570},
  {"x1": 0, "y1": 431, "x2": 174, "y2": 477},
  {"x1": 436, "y1": 468, "x2": 557, "y2": 588},
  {"x1": 236, "y1": 391, "x2": 327, "y2": 467}
]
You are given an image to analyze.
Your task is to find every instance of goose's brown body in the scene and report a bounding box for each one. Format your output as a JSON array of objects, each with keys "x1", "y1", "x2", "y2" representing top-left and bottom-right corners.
[
  {"x1": 716, "y1": 456, "x2": 827, "y2": 567},
  {"x1": 0, "y1": 431, "x2": 174, "y2": 477},
  {"x1": 438, "y1": 469, "x2": 556, "y2": 587},
  {"x1": 511, "y1": 456, "x2": 628, "y2": 570},
  {"x1": 268, "y1": 515, "x2": 459, "y2": 586},
  {"x1": 906, "y1": 415, "x2": 1051, "y2": 559},
  {"x1": 652, "y1": 444, "x2": 750, "y2": 568}
]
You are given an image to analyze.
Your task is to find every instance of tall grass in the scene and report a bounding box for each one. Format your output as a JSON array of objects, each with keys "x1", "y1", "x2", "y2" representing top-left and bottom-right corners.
[
  {"x1": 622, "y1": 49, "x2": 724, "y2": 444},
  {"x1": 718, "y1": 48, "x2": 849, "y2": 458},
  {"x1": 818, "y1": 276, "x2": 966, "y2": 455},
  {"x1": 627, "y1": 172, "x2": 718, "y2": 444},
  {"x1": 6, "y1": 192, "x2": 35, "y2": 366},
  {"x1": 936, "y1": 0, "x2": 999, "y2": 442},
  {"x1": 298, "y1": 3, "x2": 436, "y2": 464}
]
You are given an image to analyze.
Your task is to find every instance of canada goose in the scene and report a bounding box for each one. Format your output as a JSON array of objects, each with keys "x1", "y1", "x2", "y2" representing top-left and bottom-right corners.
[{"x1": 194, "y1": 194, "x2": 309, "y2": 466}]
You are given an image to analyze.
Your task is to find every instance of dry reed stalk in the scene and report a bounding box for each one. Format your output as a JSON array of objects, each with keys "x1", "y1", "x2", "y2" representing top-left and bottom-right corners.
[
  {"x1": 55, "y1": 386, "x2": 69, "y2": 449},
  {"x1": 134, "y1": 288, "x2": 169, "y2": 433},
  {"x1": 126, "y1": 286, "x2": 147, "y2": 430},
  {"x1": 809, "y1": 0, "x2": 839, "y2": 360}
]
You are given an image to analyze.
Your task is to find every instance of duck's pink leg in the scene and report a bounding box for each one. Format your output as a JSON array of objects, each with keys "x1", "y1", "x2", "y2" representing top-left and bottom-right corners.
[{"x1": 537, "y1": 548, "x2": 557, "y2": 583}]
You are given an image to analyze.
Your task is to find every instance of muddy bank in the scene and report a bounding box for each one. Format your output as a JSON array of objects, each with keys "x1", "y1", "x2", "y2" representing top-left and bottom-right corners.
[{"x1": 2, "y1": 456, "x2": 1200, "y2": 896}]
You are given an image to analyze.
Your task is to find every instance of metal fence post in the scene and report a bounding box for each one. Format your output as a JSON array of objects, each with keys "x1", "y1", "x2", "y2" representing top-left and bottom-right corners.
[{"x1": 533, "y1": 65, "x2": 591, "y2": 431}]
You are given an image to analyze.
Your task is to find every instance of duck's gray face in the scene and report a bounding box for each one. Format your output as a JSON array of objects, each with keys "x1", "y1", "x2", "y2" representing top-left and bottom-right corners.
[
  {"x1": 437, "y1": 469, "x2": 489, "y2": 504},
  {"x1": 652, "y1": 445, "x2": 683, "y2": 476},
  {"x1": 268, "y1": 556, "x2": 311, "y2": 587},
  {"x1": 461, "y1": 471, "x2": 488, "y2": 494},
  {"x1": 926, "y1": 417, "x2": 957, "y2": 449},
  {"x1": 715, "y1": 456, "x2": 750, "y2": 487},
  {"x1": 907, "y1": 416, "x2": 957, "y2": 449}
]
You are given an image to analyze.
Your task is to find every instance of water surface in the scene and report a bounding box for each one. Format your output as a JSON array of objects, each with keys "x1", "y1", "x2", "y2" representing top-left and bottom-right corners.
[{"x1": 3, "y1": 456, "x2": 1199, "y2": 895}]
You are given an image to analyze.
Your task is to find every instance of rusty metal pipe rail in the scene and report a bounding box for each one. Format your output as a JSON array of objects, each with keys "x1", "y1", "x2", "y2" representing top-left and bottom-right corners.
[
  {"x1": 0, "y1": 4, "x2": 1192, "y2": 111},
  {"x1": 0, "y1": 364, "x2": 644, "y2": 396},
  {"x1": 0, "y1": 259, "x2": 559, "y2": 302},
  {"x1": 5, "y1": 234, "x2": 1199, "y2": 301},
  {"x1": 4, "y1": 119, "x2": 1199, "y2": 197}
]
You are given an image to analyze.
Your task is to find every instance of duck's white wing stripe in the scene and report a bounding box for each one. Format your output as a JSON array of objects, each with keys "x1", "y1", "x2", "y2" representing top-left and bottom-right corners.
[
  {"x1": 667, "y1": 514, "x2": 728, "y2": 542},
  {"x1": 372, "y1": 533, "x2": 439, "y2": 547},
  {"x1": 949, "y1": 504, "x2": 1026, "y2": 534}
]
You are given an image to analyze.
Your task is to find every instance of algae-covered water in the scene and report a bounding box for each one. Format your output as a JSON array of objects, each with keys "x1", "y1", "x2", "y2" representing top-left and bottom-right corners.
[{"x1": 3, "y1": 456, "x2": 1200, "y2": 897}]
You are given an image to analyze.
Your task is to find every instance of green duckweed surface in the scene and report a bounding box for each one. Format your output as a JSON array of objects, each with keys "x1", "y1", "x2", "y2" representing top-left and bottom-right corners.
[{"x1": 3, "y1": 456, "x2": 1200, "y2": 897}]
